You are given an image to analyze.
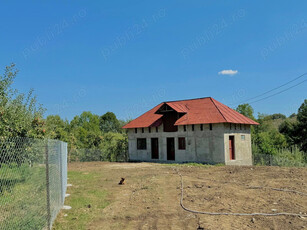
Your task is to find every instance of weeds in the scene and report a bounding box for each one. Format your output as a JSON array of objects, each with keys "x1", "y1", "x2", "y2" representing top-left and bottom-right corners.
[
  {"x1": 0, "y1": 164, "x2": 47, "y2": 229},
  {"x1": 253, "y1": 144, "x2": 306, "y2": 167}
]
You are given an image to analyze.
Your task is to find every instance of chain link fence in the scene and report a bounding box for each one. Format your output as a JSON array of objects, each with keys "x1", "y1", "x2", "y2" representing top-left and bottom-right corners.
[
  {"x1": 0, "y1": 137, "x2": 68, "y2": 230},
  {"x1": 68, "y1": 148, "x2": 128, "y2": 163},
  {"x1": 253, "y1": 153, "x2": 306, "y2": 167}
]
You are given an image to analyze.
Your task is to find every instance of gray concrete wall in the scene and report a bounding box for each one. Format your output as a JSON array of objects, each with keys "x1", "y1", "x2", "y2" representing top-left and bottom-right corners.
[
  {"x1": 223, "y1": 124, "x2": 252, "y2": 166},
  {"x1": 127, "y1": 123, "x2": 252, "y2": 165}
]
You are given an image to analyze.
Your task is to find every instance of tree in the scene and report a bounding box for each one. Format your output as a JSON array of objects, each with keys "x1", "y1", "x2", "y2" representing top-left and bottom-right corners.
[
  {"x1": 236, "y1": 104, "x2": 255, "y2": 120},
  {"x1": 296, "y1": 99, "x2": 307, "y2": 155},
  {"x1": 99, "y1": 112, "x2": 121, "y2": 133},
  {"x1": 297, "y1": 99, "x2": 307, "y2": 125},
  {"x1": 69, "y1": 111, "x2": 102, "y2": 149},
  {"x1": 100, "y1": 132, "x2": 128, "y2": 161},
  {"x1": 0, "y1": 64, "x2": 45, "y2": 166},
  {"x1": 279, "y1": 119, "x2": 297, "y2": 145},
  {"x1": 279, "y1": 99, "x2": 307, "y2": 159},
  {"x1": 0, "y1": 64, "x2": 45, "y2": 138},
  {"x1": 45, "y1": 115, "x2": 69, "y2": 141},
  {"x1": 289, "y1": 113, "x2": 296, "y2": 118},
  {"x1": 70, "y1": 111, "x2": 100, "y2": 132},
  {"x1": 254, "y1": 129, "x2": 287, "y2": 155},
  {"x1": 268, "y1": 113, "x2": 287, "y2": 120}
]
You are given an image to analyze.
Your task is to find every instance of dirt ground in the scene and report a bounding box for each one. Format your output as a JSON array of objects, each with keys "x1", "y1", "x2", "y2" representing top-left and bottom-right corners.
[{"x1": 60, "y1": 162, "x2": 307, "y2": 230}]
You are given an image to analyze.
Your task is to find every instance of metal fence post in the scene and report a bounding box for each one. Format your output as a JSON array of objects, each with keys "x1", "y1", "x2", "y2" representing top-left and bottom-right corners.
[
  {"x1": 45, "y1": 141, "x2": 51, "y2": 230},
  {"x1": 270, "y1": 154, "x2": 272, "y2": 166},
  {"x1": 63, "y1": 142, "x2": 68, "y2": 198},
  {"x1": 59, "y1": 142, "x2": 63, "y2": 205}
]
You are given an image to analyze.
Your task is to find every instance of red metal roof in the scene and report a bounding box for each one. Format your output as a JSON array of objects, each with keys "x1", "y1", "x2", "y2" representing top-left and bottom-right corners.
[{"x1": 122, "y1": 97, "x2": 259, "y2": 129}]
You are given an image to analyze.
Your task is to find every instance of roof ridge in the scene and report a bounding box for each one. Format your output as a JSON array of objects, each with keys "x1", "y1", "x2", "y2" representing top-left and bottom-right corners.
[
  {"x1": 164, "y1": 96, "x2": 211, "y2": 103},
  {"x1": 123, "y1": 97, "x2": 259, "y2": 129},
  {"x1": 210, "y1": 98, "x2": 228, "y2": 123},
  {"x1": 122, "y1": 102, "x2": 164, "y2": 128}
]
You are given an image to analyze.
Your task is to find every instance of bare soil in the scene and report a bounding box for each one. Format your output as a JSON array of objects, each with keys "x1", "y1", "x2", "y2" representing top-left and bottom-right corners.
[{"x1": 60, "y1": 162, "x2": 307, "y2": 230}]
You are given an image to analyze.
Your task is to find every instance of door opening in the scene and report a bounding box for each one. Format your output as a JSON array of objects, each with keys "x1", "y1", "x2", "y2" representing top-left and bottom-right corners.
[
  {"x1": 151, "y1": 138, "x2": 159, "y2": 159},
  {"x1": 229, "y1": 136, "x2": 235, "y2": 160},
  {"x1": 167, "y1": 137, "x2": 175, "y2": 161}
]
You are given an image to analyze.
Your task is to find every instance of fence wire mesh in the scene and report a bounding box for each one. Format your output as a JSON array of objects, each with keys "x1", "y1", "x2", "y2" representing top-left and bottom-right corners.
[
  {"x1": 68, "y1": 148, "x2": 128, "y2": 163},
  {"x1": 253, "y1": 153, "x2": 306, "y2": 167},
  {"x1": 0, "y1": 137, "x2": 67, "y2": 230}
]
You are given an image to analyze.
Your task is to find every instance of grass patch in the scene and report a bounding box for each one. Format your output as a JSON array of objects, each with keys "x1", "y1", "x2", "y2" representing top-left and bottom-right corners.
[
  {"x1": 0, "y1": 163, "x2": 47, "y2": 230},
  {"x1": 53, "y1": 170, "x2": 109, "y2": 230}
]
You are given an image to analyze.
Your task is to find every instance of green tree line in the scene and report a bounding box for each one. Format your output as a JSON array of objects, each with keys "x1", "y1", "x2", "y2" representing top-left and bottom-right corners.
[{"x1": 1, "y1": 64, "x2": 306, "y2": 164}]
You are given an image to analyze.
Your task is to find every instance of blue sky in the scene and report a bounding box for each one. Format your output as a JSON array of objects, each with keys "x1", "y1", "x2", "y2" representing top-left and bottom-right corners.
[{"x1": 1, "y1": 1, "x2": 306, "y2": 121}]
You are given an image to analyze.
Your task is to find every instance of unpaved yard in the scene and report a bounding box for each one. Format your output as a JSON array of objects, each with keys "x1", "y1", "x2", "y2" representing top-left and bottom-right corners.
[{"x1": 54, "y1": 162, "x2": 307, "y2": 230}]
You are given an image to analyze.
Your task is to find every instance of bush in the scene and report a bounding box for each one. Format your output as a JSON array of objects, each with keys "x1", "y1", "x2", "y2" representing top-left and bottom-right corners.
[
  {"x1": 68, "y1": 132, "x2": 128, "y2": 162},
  {"x1": 253, "y1": 143, "x2": 306, "y2": 167},
  {"x1": 100, "y1": 132, "x2": 128, "y2": 162}
]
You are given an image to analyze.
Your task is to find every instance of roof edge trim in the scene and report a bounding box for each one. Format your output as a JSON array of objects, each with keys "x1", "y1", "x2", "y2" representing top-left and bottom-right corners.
[{"x1": 210, "y1": 97, "x2": 228, "y2": 122}]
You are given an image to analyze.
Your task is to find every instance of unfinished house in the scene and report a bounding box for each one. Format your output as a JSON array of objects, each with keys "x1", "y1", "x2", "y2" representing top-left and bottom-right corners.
[{"x1": 122, "y1": 97, "x2": 259, "y2": 165}]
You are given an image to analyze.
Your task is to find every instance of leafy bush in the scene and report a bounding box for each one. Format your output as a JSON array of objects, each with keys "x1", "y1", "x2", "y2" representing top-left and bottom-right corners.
[
  {"x1": 253, "y1": 143, "x2": 306, "y2": 167},
  {"x1": 68, "y1": 132, "x2": 128, "y2": 162},
  {"x1": 100, "y1": 132, "x2": 128, "y2": 162}
]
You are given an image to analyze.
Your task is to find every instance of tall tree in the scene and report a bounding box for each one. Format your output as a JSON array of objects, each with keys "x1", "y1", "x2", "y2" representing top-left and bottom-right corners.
[
  {"x1": 279, "y1": 99, "x2": 307, "y2": 158},
  {"x1": 279, "y1": 119, "x2": 298, "y2": 145},
  {"x1": 0, "y1": 64, "x2": 45, "y2": 138},
  {"x1": 236, "y1": 104, "x2": 256, "y2": 120},
  {"x1": 69, "y1": 111, "x2": 102, "y2": 149},
  {"x1": 45, "y1": 115, "x2": 69, "y2": 141},
  {"x1": 99, "y1": 112, "x2": 121, "y2": 133},
  {"x1": 296, "y1": 99, "x2": 307, "y2": 155},
  {"x1": 0, "y1": 64, "x2": 45, "y2": 166}
]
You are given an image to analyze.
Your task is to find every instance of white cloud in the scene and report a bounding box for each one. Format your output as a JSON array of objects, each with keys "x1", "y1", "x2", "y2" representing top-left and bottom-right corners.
[{"x1": 218, "y1": 69, "x2": 238, "y2": 75}]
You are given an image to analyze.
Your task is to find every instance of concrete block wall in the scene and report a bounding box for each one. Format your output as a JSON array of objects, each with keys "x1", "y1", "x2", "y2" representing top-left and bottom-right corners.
[
  {"x1": 127, "y1": 123, "x2": 252, "y2": 165},
  {"x1": 223, "y1": 124, "x2": 252, "y2": 165},
  {"x1": 128, "y1": 123, "x2": 247, "y2": 164}
]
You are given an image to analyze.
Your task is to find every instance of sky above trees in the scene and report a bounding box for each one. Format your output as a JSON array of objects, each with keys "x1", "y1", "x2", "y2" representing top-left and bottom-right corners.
[{"x1": 1, "y1": 1, "x2": 306, "y2": 121}]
